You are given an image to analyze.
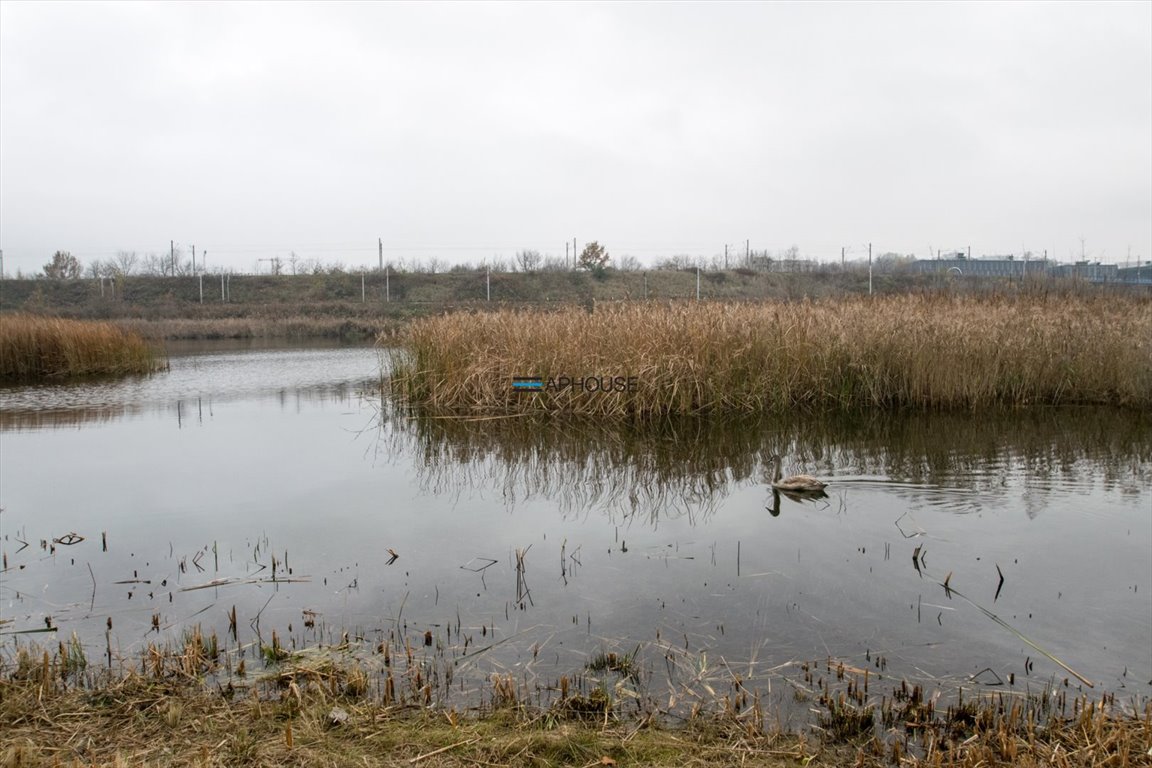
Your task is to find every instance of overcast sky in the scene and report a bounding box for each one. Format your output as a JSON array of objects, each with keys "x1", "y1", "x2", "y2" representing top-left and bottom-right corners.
[{"x1": 1, "y1": 1, "x2": 1149, "y2": 275}]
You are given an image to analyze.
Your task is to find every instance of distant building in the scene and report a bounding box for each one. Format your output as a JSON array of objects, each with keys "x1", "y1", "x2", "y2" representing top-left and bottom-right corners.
[
  {"x1": 913, "y1": 257, "x2": 1047, "y2": 278},
  {"x1": 912, "y1": 256, "x2": 1152, "y2": 284},
  {"x1": 1048, "y1": 261, "x2": 1118, "y2": 282},
  {"x1": 1117, "y1": 264, "x2": 1152, "y2": 285}
]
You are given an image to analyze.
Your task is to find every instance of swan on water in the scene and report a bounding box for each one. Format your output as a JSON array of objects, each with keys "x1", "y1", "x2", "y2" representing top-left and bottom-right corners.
[{"x1": 769, "y1": 454, "x2": 828, "y2": 493}]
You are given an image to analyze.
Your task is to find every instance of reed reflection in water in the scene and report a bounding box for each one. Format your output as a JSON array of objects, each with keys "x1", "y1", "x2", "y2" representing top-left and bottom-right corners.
[
  {"x1": 376, "y1": 403, "x2": 1149, "y2": 704},
  {"x1": 385, "y1": 406, "x2": 1152, "y2": 525},
  {"x1": 2, "y1": 341, "x2": 1147, "y2": 720}
]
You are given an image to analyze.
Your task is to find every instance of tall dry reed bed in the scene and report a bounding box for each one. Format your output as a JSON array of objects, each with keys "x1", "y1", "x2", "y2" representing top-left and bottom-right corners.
[
  {"x1": 388, "y1": 294, "x2": 1152, "y2": 416},
  {"x1": 0, "y1": 314, "x2": 165, "y2": 381}
]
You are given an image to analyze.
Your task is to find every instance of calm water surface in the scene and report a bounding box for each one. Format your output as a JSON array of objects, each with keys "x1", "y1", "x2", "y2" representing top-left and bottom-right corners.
[{"x1": 1, "y1": 343, "x2": 1149, "y2": 716}]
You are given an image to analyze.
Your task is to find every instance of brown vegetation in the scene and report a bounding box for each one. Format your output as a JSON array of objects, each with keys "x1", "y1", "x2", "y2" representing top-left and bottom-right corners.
[
  {"x1": 0, "y1": 314, "x2": 164, "y2": 381},
  {"x1": 1, "y1": 640, "x2": 1147, "y2": 767},
  {"x1": 389, "y1": 294, "x2": 1152, "y2": 416}
]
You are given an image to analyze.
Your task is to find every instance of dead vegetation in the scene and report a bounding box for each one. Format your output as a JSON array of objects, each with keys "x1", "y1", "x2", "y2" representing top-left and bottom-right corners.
[
  {"x1": 388, "y1": 294, "x2": 1152, "y2": 417},
  {"x1": 2, "y1": 640, "x2": 1147, "y2": 767},
  {"x1": 0, "y1": 314, "x2": 165, "y2": 381}
]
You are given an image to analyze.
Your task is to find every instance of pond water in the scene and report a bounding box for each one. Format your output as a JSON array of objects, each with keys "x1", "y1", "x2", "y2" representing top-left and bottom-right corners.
[{"x1": 1, "y1": 342, "x2": 1149, "y2": 719}]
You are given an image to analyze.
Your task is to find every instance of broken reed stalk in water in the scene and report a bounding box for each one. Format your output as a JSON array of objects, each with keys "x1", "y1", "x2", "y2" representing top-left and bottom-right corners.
[{"x1": 941, "y1": 579, "x2": 1094, "y2": 688}]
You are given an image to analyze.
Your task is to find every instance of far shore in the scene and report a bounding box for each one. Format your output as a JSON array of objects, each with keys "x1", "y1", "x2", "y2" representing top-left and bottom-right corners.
[{"x1": 4, "y1": 268, "x2": 1148, "y2": 345}]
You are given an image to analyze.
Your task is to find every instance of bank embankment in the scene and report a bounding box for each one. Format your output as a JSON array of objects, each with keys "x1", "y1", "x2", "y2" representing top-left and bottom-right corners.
[{"x1": 1, "y1": 643, "x2": 1147, "y2": 768}]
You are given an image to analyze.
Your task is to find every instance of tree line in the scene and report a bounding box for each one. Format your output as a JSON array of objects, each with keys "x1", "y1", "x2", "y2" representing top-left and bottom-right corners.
[{"x1": 20, "y1": 242, "x2": 913, "y2": 280}]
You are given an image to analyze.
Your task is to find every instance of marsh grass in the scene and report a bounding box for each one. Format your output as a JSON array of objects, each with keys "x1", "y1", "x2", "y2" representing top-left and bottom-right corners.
[
  {"x1": 2, "y1": 639, "x2": 1148, "y2": 767},
  {"x1": 0, "y1": 314, "x2": 164, "y2": 381},
  {"x1": 389, "y1": 294, "x2": 1152, "y2": 416}
]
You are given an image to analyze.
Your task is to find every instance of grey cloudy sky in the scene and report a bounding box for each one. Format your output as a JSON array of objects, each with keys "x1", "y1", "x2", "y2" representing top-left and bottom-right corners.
[{"x1": 1, "y1": 0, "x2": 1149, "y2": 275}]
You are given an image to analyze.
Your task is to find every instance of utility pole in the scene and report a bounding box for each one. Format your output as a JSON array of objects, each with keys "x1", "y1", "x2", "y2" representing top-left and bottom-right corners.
[
  {"x1": 378, "y1": 238, "x2": 383, "y2": 271},
  {"x1": 170, "y1": 240, "x2": 175, "y2": 276},
  {"x1": 745, "y1": 239, "x2": 749, "y2": 265},
  {"x1": 868, "y1": 242, "x2": 873, "y2": 296},
  {"x1": 724, "y1": 244, "x2": 728, "y2": 269},
  {"x1": 841, "y1": 246, "x2": 845, "y2": 269}
]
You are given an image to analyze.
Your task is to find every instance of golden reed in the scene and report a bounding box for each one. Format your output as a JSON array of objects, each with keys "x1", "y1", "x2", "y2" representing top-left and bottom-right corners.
[
  {"x1": 388, "y1": 294, "x2": 1152, "y2": 416},
  {"x1": 0, "y1": 313, "x2": 165, "y2": 381}
]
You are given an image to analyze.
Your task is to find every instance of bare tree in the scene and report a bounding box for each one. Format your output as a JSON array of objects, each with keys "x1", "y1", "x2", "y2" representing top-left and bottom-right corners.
[
  {"x1": 515, "y1": 249, "x2": 542, "y2": 272},
  {"x1": 43, "y1": 250, "x2": 81, "y2": 279},
  {"x1": 298, "y1": 258, "x2": 324, "y2": 275},
  {"x1": 616, "y1": 254, "x2": 642, "y2": 271},
  {"x1": 657, "y1": 254, "x2": 699, "y2": 270},
  {"x1": 140, "y1": 253, "x2": 167, "y2": 276},
  {"x1": 84, "y1": 259, "x2": 118, "y2": 279},
  {"x1": 113, "y1": 250, "x2": 139, "y2": 276}
]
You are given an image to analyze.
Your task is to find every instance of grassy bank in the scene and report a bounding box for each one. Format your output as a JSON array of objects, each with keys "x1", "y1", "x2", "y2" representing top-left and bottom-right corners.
[
  {"x1": 114, "y1": 314, "x2": 397, "y2": 341},
  {"x1": 389, "y1": 294, "x2": 1152, "y2": 416},
  {"x1": 3, "y1": 271, "x2": 1147, "y2": 342},
  {"x1": 0, "y1": 268, "x2": 918, "y2": 314},
  {"x1": 2, "y1": 641, "x2": 1147, "y2": 767},
  {"x1": 0, "y1": 314, "x2": 164, "y2": 381}
]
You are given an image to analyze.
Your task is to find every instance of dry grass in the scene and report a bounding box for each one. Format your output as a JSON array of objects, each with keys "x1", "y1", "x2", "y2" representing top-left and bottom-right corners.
[
  {"x1": 0, "y1": 314, "x2": 164, "y2": 381},
  {"x1": 388, "y1": 294, "x2": 1152, "y2": 416},
  {"x1": 2, "y1": 641, "x2": 1148, "y2": 768},
  {"x1": 115, "y1": 315, "x2": 392, "y2": 341}
]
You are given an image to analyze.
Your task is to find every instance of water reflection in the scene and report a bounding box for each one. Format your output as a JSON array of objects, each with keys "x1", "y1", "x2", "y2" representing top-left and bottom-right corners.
[
  {"x1": 766, "y1": 488, "x2": 830, "y2": 517},
  {"x1": 2, "y1": 344, "x2": 1147, "y2": 717},
  {"x1": 0, "y1": 344, "x2": 383, "y2": 431},
  {"x1": 386, "y1": 407, "x2": 1152, "y2": 524}
]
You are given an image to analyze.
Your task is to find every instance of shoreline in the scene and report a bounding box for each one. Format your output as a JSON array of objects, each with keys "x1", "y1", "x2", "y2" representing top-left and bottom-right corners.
[
  {"x1": 3, "y1": 271, "x2": 1148, "y2": 344},
  {"x1": 2, "y1": 639, "x2": 1147, "y2": 768}
]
